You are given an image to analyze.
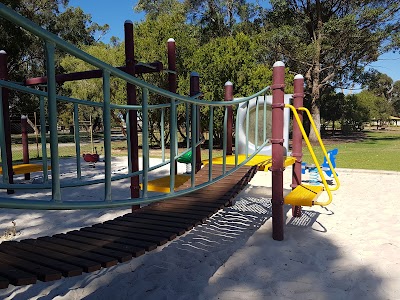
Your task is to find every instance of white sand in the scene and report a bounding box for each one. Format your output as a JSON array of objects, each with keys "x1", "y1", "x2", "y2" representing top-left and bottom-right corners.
[{"x1": 0, "y1": 162, "x2": 399, "y2": 300}]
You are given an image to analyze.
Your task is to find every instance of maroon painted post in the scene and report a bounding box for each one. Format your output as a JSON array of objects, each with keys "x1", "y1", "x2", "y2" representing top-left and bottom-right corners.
[
  {"x1": 21, "y1": 115, "x2": 30, "y2": 180},
  {"x1": 167, "y1": 38, "x2": 177, "y2": 94},
  {"x1": 291, "y1": 74, "x2": 305, "y2": 217},
  {"x1": 224, "y1": 81, "x2": 233, "y2": 155},
  {"x1": 190, "y1": 72, "x2": 202, "y2": 173},
  {"x1": 271, "y1": 61, "x2": 285, "y2": 241},
  {"x1": 124, "y1": 20, "x2": 140, "y2": 211},
  {"x1": 167, "y1": 38, "x2": 178, "y2": 175},
  {"x1": 0, "y1": 50, "x2": 14, "y2": 194}
]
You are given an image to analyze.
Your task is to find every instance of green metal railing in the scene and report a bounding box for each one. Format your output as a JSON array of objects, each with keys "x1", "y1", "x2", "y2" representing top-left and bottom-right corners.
[{"x1": 0, "y1": 4, "x2": 272, "y2": 209}]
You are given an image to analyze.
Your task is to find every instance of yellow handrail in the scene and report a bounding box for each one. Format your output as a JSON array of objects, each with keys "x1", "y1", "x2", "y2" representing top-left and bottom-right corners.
[
  {"x1": 285, "y1": 104, "x2": 340, "y2": 206},
  {"x1": 298, "y1": 107, "x2": 340, "y2": 192}
]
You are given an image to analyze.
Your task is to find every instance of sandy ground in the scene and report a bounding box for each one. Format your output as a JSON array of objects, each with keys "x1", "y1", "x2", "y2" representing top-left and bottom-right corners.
[{"x1": 0, "y1": 161, "x2": 399, "y2": 300}]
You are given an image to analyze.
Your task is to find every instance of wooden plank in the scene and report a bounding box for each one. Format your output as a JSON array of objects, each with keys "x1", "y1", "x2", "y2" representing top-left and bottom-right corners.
[
  {"x1": 105, "y1": 219, "x2": 186, "y2": 236},
  {"x1": 0, "y1": 252, "x2": 61, "y2": 282},
  {"x1": 53, "y1": 233, "x2": 146, "y2": 257},
  {"x1": 162, "y1": 198, "x2": 225, "y2": 209},
  {"x1": 11, "y1": 240, "x2": 101, "y2": 273},
  {"x1": 93, "y1": 223, "x2": 178, "y2": 240},
  {"x1": 142, "y1": 203, "x2": 214, "y2": 215},
  {"x1": 142, "y1": 206, "x2": 214, "y2": 218},
  {"x1": 0, "y1": 243, "x2": 82, "y2": 278},
  {"x1": 80, "y1": 227, "x2": 169, "y2": 246},
  {"x1": 64, "y1": 230, "x2": 157, "y2": 252},
  {"x1": 118, "y1": 215, "x2": 194, "y2": 230},
  {"x1": 150, "y1": 201, "x2": 220, "y2": 213},
  {"x1": 185, "y1": 189, "x2": 234, "y2": 198},
  {"x1": 128, "y1": 212, "x2": 202, "y2": 226},
  {"x1": 173, "y1": 193, "x2": 232, "y2": 202},
  {"x1": 40, "y1": 236, "x2": 137, "y2": 262},
  {"x1": 137, "y1": 210, "x2": 208, "y2": 222},
  {"x1": 0, "y1": 261, "x2": 36, "y2": 286},
  {"x1": 22, "y1": 239, "x2": 117, "y2": 268}
]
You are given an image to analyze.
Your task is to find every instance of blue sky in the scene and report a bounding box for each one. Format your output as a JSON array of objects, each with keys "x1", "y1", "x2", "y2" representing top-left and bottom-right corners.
[{"x1": 68, "y1": 0, "x2": 400, "y2": 82}]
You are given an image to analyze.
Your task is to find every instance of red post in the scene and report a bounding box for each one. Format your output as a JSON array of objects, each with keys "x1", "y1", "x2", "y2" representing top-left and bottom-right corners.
[
  {"x1": 224, "y1": 81, "x2": 233, "y2": 155},
  {"x1": 0, "y1": 50, "x2": 14, "y2": 194},
  {"x1": 21, "y1": 115, "x2": 30, "y2": 180},
  {"x1": 167, "y1": 38, "x2": 178, "y2": 175},
  {"x1": 190, "y1": 72, "x2": 202, "y2": 173},
  {"x1": 291, "y1": 74, "x2": 305, "y2": 217},
  {"x1": 271, "y1": 61, "x2": 285, "y2": 241},
  {"x1": 124, "y1": 21, "x2": 140, "y2": 211},
  {"x1": 167, "y1": 38, "x2": 177, "y2": 94}
]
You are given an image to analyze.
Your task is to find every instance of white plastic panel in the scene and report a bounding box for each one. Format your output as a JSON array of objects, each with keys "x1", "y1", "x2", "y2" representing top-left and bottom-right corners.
[{"x1": 236, "y1": 94, "x2": 291, "y2": 156}]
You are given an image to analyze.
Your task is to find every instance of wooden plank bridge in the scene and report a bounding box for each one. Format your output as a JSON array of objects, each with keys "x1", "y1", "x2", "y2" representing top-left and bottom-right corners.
[{"x1": 0, "y1": 164, "x2": 258, "y2": 289}]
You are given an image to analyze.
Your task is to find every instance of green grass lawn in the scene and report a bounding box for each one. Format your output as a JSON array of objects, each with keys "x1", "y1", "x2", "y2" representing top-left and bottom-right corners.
[{"x1": 302, "y1": 128, "x2": 400, "y2": 172}]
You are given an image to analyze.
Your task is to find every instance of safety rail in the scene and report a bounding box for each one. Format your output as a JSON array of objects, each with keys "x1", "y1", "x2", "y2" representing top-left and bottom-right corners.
[
  {"x1": 0, "y1": 4, "x2": 272, "y2": 209},
  {"x1": 285, "y1": 104, "x2": 340, "y2": 206}
]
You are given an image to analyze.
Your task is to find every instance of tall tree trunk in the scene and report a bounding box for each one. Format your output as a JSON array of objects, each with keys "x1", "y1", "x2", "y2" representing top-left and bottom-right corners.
[
  {"x1": 308, "y1": 0, "x2": 322, "y2": 143},
  {"x1": 309, "y1": 76, "x2": 321, "y2": 142}
]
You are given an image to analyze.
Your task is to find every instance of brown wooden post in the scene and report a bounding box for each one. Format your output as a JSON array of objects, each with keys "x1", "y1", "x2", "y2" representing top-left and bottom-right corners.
[
  {"x1": 21, "y1": 115, "x2": 30, "y2": 180},
  {"x1": 167, "y1": 38, "x2": 178, "y2": 175},
  {"x1": 291, "y1": 74, "x2": 305, "y2": 217},
  {"x1": 190, "y1": 72, "x2": 202, "y2": 172},
  {"x1": 124, "y1": 21, "x2": 140, "y2": 211},
  {"x1": 0, "y1": 50, "x2": 14, "y2": 194},
  {"x1": 271, "y1": 61, "x2": 285, "y2": 241},
  {"x1": 224, "y1": 81, "x2": 233, "y2": 155}
]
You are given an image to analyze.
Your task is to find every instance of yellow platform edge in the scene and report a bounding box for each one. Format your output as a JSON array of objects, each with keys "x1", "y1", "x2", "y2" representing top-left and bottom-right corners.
[
  {"x1": 284, "y1": 184, "x2": 324, "y2": 207},
  {"x1": 141, "y1": 174, "x2": 191, "y2": 193},
  {"x1": 202, "y1": 155, "x2": 296, "y2": 171},
  {"x1": 0, "y1": 164, "x2": 51, "y2": 175}
]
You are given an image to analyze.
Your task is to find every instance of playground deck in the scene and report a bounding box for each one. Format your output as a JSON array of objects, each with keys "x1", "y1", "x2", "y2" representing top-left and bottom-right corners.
[{"x1": 0, "y1": 164, "x2": 258, "y2": 289}]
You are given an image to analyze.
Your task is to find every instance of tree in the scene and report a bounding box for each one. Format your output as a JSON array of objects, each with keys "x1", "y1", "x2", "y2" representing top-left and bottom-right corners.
[
  {"x1": 363, "y1": 71, "x2": 393, "y2": 98},
  {"x1": 185, "y1": 32, "x2": 294, "y2": 145},
  {"x1": 263, "y1": 0, "x2": 400, "y2": 141},
  {"x1": 341, "y1": 93, "x2": 370, "y2": 133},
  {"x1": 392, "y1": 80, "x2": 400, "y2": 116},
  {"x1": 134, "y1": 3, "x2": 199, "y2": 145},
  {"x1": 362, "y1": 71, "x2": 400, "y2": 121},
  {"x1": 320, "y1": 91, "x2": 345, "y2": 134},
  {"x1": 354, "y1": 90, "x2": 393, "y2": 128},
  {"x1": 60, "y1": 43, "x2": 126, "y2": 131},
  {"x1": 0, "y1": 0, "x2": 109, "y2": 115},
  {"x1": 135, "y1": 0, "x2": 180, "y2": 20},
  {"x1": 135, "y1": 0, "x2": 262, "y2": 42}
]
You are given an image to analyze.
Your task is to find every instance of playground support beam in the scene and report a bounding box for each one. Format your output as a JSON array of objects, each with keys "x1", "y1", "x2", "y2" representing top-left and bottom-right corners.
[
  {"x1": 21, "y1": 115, "x2": 30, "y2": 180},
  {"x1": 271, "y1": 61, "x2": 285, "y2": 241},
  {"x1": 167, "y1": 38, "x2": 178, "y2": 175},
  {"x1": 224, "y1": 81, "x2": 233, "y2": 156},
  {"x1": 45, "y1": 41, "x2": 62, "y2": 202},
  {"x1": 167, "y1": 39, "x2": 177, "y2": 94},
  {"x1": 291, "y1": 74, "x2": 305, "y2": 217},
  {"x1": 0, "y1": 50, "x2": 14, "y2": 194},
  {"x1": 190, "y1": 72, "x2": 202, "y2": 173},
  {"x1": 24, "y1": 63, "x2": 163, "y2": 86},
  {"x1": 124, "y1": 20, "x2": 140, "y2": 211}
]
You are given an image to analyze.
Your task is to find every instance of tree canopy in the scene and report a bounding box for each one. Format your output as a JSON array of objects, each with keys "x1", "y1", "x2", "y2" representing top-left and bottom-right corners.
[
  {"x1": 262, "y1": 0, "x2": 400, "y2": 140},
  {"x1": 0, "y1": 0, "x2": 109, "y2": 115}
]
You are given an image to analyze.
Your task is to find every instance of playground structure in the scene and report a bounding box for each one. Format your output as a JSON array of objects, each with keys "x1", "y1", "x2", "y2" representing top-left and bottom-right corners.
[{"x1": 0, "y1": 2, "x2": 339, "y2": 244}]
